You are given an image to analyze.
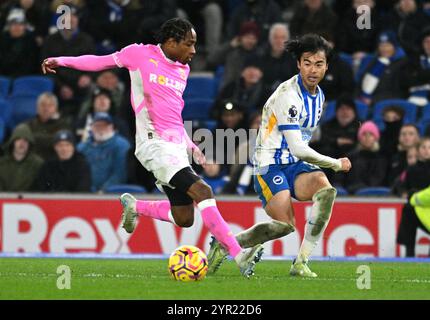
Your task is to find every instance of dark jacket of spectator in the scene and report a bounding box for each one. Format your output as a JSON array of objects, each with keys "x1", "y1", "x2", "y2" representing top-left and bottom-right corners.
[
  {"x1": 382, "y1": 2, "x2": 430, "y2": 56},
  {"x1": 335, "y1": 4, "x2": 381, "y2": 54},
  {"x1": 319, "y1": 52, "x2": 355, "y2": 101},
  {"x1": 0, "y1": 28, "x2": 39, "y2": 77},
  {"x1": 33, "y1": 151, "x2": 91, "y2": 192},
  {"x1": 25, "y1": 115, "x2": 71, "y2": 160},
  {"x1": 227, "y1": 0, "x2": 282, "y2": 43},
  {"x1": 289, "y1": 1, "x2": 337, "y2": 39},
  {"x1": 401, "y1": 160, "x2": 430, "y2": 197},
  {"x1": 319, "y1": 118, "x2": 360, "y2": 159},
  {"x1": 0, "y1": 124, "x2": 44, "y2": 191}
]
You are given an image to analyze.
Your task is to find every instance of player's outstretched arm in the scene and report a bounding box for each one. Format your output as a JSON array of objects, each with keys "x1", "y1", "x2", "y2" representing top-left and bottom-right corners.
[
  {"x1": 282, "y1": 130, "x2": 351, "y2": 172},
  {"x1": 41, "y1": 54, "x2": 119, "y2": 74}
]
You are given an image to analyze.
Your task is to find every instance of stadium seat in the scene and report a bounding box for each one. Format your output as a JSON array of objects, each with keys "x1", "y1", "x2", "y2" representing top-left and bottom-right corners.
[
  {"x1": 182, "y1": 98, "x2": 214, "y2": 121},
  {"x1": 0, "y1": 98, "x2": 12, "y2": 123},
  {"x1": 335, "y1": 186, "x2": 349, "y2": 196},
  {"x1": 338, "y1": 52, "x2": 353, "y2": 68},
  {"x1": 420, "y1": 103, "x2": 430, "y2": 121},
  {"x1": 372, "y1": 99, "x2": 417, "y2": 130},
  {"x1": 355, "y1": 187, "x2": 392, "y2": 196},
  {"x1": 355, "y1": 53, "x2": 375, "y2": 83},
  {"x1": 0, "y1": 76, "x2": 11, "y2": 98},
  {"x1": 104, "y1": 184, "x2": 148, "y2": 194},
  {"x1": 183, "y1": 76, "x2": 216, "y2": 100},
  {"x1": 321, "y1": 99, "x2": 368, "y2": 123},
  {"x1": 8, "y1": 95, "x2": 38, "y2": 128},
  {"x1": 11, "y1": 76, "x2": 54, "y2": 97},
  {"x1": 214, "y1": 65, "x2": 224, "y2": 93},
  {"x1": 0, "y1": 118, "x2": 5, "y2": 144}
]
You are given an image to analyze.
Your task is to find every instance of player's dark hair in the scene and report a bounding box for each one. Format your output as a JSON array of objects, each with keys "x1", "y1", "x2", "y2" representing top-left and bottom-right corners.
[
  {"x1": 156, "y1": 18, "x2": 194, "y2": 44},
  {"x1": 286, "y1": 33, "x2": 333, "y2": 63}
]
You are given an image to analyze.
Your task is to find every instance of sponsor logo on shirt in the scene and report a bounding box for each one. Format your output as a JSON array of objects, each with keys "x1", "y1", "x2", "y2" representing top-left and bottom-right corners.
[
  {"x1": 149, "y1": 73, "x2": 186, "y2": 95},
  {"x1": 149, "y1": 58, "x2": 159, "y2": 67}
]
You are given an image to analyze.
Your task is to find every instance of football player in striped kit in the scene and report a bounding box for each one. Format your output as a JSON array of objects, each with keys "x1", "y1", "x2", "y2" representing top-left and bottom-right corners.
[{"x1": 208, "y1": 34, "x2": 352, "y2": 277}]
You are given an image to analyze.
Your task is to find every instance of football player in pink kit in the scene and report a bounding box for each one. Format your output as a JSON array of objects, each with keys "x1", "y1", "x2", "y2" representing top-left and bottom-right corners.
[{"x1": 42, "y1": 18, "x2": 263, "y2": 278}]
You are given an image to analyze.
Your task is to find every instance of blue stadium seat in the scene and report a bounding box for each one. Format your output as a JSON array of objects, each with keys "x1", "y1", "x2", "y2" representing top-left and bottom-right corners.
[
  {"x1": 355, "y1": 53, "x2": 375, "y2": 82},
  {"x1": 8, "y1": 95, "x2": 38, "y2": 128},
  {"x1": 0, "y1": 76, "x2": 11, "y2": 98},
  {"x1": 214, "y1": 65, "x2": 224, "y2": 93},
  {"x1": 417, "y1": 118, "x2": 430, "y2": 136},
  {"x1": 335, "y1": 186, "x2": 349, "y2": 196},
  {"x1": 183, "y1": 76, "x2": 216, "y2": 100},
  {"x1": 321, "y1": 99, "x2": 368, "y2": 123},
  {"x1": 338, "y1": 52, "x2": 353, "y2": 68},
  {"x1": 0, "y1": 98, "x2": 12, "y2": 123},
  {"x1": 11, "y1": 76, "x2": 54, "y2": 97},
  {"x1": 420, "y1": 103, "x2": 430, "y2": 121},
  {"x1": 372, "y1": 99, "x2": 417, "y2": 130},
  {"x1": 182, "y1": 98, "x2": 213, "y2": 121},
  {"x1": 104, "y1": 184, "x2": 148, "y2": 193},
  {"x1": 355, "y1": 187, "x2": 392, "y2": 196},
  {"x1": 0, "y1": 118, "x2": 5, "y2": 144}
]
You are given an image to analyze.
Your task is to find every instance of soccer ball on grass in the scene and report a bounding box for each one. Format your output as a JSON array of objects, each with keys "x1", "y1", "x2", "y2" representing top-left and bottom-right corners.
[{"x1": 168, "y1": 245, "x2": 208, "y2": 282}]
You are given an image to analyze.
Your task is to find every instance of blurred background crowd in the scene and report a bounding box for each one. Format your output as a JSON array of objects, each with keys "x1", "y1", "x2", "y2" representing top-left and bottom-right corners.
[{"x1": 0, "y1": 0, "x2": 429, "y2": 202}]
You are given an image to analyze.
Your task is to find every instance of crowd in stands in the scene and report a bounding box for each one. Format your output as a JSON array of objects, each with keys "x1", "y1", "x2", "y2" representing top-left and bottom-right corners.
[{"x1": 0, "y1": 0, "x2": 429, "y2": 202}]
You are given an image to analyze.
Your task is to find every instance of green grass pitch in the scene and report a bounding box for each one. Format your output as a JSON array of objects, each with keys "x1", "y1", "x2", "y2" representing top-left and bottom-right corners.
[{"x1": 0, "y1": 258, "x2": 429, "y2": 300}]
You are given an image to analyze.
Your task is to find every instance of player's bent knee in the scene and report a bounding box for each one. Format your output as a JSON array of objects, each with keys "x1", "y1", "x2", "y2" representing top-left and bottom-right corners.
[
  {"x1": 191, "y1": 181, "x2": 214, "y2": 203},
  {"x1": 176, "y1": 216, "x2": 194, "y2": 228}
]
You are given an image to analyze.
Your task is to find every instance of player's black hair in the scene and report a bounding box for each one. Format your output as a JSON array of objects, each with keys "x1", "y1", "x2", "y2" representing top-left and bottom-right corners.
[
  {"x1": 156, "y1": 18, "x2": 194, "y2": 44},
  {"x1": 286, "y1": 33, "x2": 333, "y2": 63}
]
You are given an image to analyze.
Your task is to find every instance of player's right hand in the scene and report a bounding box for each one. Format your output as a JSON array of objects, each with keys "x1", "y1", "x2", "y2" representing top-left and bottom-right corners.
[
  {"x1": 41, "y1": 58, "x2": 59, "y2": 74},
  {"x1": 338, "y1": 157, "x2": 352, "y2": 172}
]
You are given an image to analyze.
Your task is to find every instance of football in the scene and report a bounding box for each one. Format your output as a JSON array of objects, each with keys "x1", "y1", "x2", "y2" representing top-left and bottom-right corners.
[{"x1": 168, "y1": 245, "x2": 208, "y2": 282}]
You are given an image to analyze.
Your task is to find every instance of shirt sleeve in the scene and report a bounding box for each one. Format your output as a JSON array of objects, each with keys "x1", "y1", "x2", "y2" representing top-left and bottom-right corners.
[
  {"x1": 271, "y1": 92, "x2": 301, "y2": 131},
  {"x1": 112, "y1": 43, "x2": 142, "y2": 70}
]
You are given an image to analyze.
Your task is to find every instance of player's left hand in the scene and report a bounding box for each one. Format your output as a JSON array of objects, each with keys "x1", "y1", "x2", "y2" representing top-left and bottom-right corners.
[{"x1": 193, "y1": 147, "x2": 206, "y2": 167}]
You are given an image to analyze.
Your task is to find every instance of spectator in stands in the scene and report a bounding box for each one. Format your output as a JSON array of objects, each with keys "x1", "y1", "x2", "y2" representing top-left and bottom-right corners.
[
  {"x1": 397, "y1": 137, "x2": 430, "y2": 256},
  {"x1": 382, "y1": 0, "x2": 430, "y2": 56},
  {"x1": 335, "y1": 0, "x2": 381, "y2": 63},
  {"x1": 392, "y1": 142, "x2": 419, "y2": 195},
  {"x1": 41, "y1": 5, "x2": 96, "y2": 107},
  {"x1": 258, "y1": 23, "x2": 297, "y2": 101},
  {"x1": 339, "y1": 121, "x2": 387, "y2": 194},
  {"x1": 0, "y1": 9, "x2": 39, "y2": 77},
  {"x1": 83, "y1": 0, "x2": 141, "y2": 53},
  {"x1": 77, "y1": 112, "x2": 130, "y2": 192},
  {"x1": 137, "y1": 0, "x2": 177, "y2": 45},
  {"x1": 200, "y1": 159, "x2": 228, "y2": 195},
  {"x1": 207, "y1": 21, "x2": 260, "y2": 89},
  {"x1": 357, "y1": 31, "x2": 408, "y2": 105},
  {"x1": 289, "y1": 0, "x2": 337, "y2": 40},
  {"x1": 380, "y1": 106, "x2": 405, "y2": 161},
  {"x1": 226, "y1": 0, "x2": 282, "y2": 44},
  {"x1": 177, "y1": 0, "x2": 222, "y2": 54},
  {"x1": 212, "y1": 56, "x2": 265, "y2": 120},
  {"x1": 212, "y1": 100, "x2": 248, "y2": 170},
  {"x1": 33, "y1": 129, "x2": 91, "y2": 192},
  {"x1": 318, "y1": 37, "x2": 355, "y2": 101},
  {"x1": 388, "y1": 124, "x2": 421, "y2": 186},
  {"x1": 0, "y1": 0, "x2": 50, "y2": 45},
  {"x1": 0, "y1": 123, "x2": 43, "y2": 191},
  {"x1": 402, "y1": 27, "x2": 430, "y2": 107},
  {"x1": 222, "y1": 111, "x2": 261, "y2": 195},
  {"x1": 317, "y1": 96, "x2": 360, "y2": 160},
  {"x1": 75, "y1": 87, "x2": 130, "y2": 142},
  {"x1": 78, "y1": 70, "x2": 125, "y2": 118},
  {"x1": 25, "y1": 92, "x2": 71, "y2": 160}
]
